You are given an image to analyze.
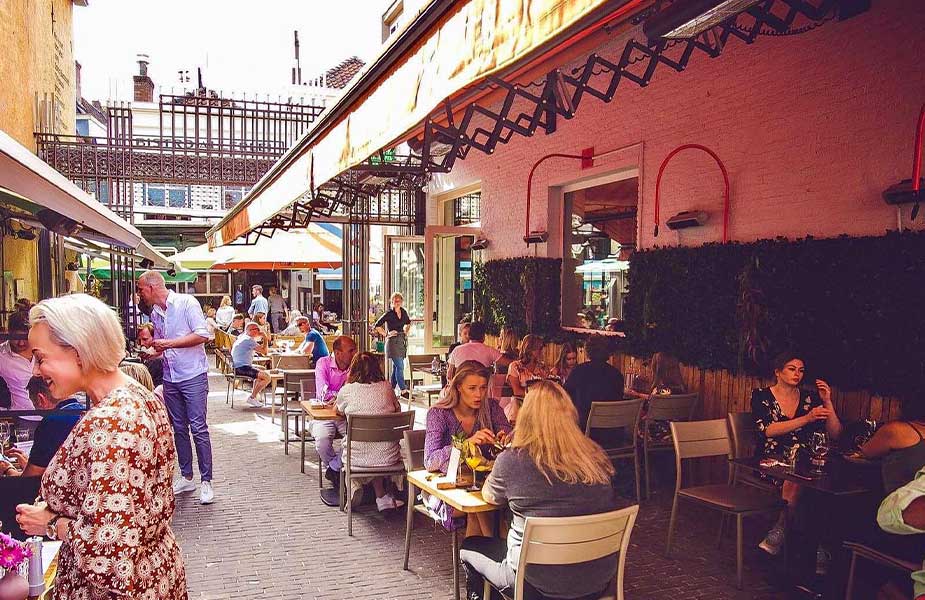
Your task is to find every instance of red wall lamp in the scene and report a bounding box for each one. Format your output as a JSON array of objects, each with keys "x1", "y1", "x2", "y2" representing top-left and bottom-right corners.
[{"x1": 654, "y1": 144, "x2": 730, "y2": 242}]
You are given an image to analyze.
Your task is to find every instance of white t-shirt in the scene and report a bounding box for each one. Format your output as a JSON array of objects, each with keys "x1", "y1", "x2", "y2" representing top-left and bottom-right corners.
[
  {"x1": 448, "y1": 341, "x2": 503, "y2": 369},
  {"x1": 0, "y1": 341, "x2": 39, "y2": 420}
]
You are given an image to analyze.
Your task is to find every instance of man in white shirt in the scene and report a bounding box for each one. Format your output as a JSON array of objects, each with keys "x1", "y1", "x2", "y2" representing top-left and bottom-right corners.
[
  {"x1": 446, "y1": 322, "x2": 502, "y2": 380},
  {"x1": 137, "y1": 270, "x2": 215, "y2": 505},
  {"x1": 0, "y1": 311, "x2": 40, "y2": 435},
  {"x1": 878, "y1": 466, "x2": 925, "y2": 597}
]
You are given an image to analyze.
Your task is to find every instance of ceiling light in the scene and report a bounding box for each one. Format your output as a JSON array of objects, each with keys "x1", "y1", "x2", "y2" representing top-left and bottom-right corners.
[{"x1": 644, "y1": 0, "x2": 762, "y2": 41}]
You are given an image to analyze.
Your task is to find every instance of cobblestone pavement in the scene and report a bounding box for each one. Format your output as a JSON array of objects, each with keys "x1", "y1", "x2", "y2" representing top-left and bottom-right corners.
[{"x1": 170, "y1": 369, "x2": 789, "y2": 599}]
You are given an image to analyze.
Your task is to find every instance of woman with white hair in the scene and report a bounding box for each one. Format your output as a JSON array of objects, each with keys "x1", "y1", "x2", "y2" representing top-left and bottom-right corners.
[
  {"x1": 14, "y1": 293, "x2": 187, "y2": 599},
  {"x1": 374, "y1": 292, "x2": 412, "y2": 395}
]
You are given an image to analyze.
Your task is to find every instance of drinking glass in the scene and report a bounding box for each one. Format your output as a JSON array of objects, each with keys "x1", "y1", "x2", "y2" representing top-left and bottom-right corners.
[
  {"x1": 809, "y1": 432, "x2": 830, "y2": 474},
  {"x1": 0, "y1": 422, "x2": 10, "y2": 451},
  {"x1": 15, "y1": 428, "x2": 29, "y2": 444}
]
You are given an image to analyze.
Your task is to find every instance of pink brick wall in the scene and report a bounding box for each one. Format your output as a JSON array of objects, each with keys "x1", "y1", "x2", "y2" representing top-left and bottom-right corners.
[{"x1": 427, "y1": 0, "x2": 925, "y2": 259}]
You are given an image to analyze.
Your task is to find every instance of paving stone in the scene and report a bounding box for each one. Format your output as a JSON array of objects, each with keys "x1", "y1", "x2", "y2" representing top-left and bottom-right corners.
[{"x1": 172, "y1": 366, "x2": 788, "y2": 599}]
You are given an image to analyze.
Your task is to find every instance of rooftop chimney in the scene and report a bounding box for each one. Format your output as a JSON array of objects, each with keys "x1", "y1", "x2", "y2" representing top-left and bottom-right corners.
[{"x1": 133, "y1": 53, "x2": 154, "y2": 103}]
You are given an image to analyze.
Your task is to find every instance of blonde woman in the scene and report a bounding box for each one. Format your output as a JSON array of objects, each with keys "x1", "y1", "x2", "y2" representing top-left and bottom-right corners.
[
  {"x1": 216, "y1": 295, "x2": 235, "y2": 328},
  {"x1": 14, "y1": 294, "x2": 186, "y2": 599},
  {"x1": 374, "y1": 292, "x2": 412, "y2": 393},
  {"x1": 495, "y1": 326, "x2": 520, "y2": 375},
  {"x1": 424, "y1": 361, "x2": 512, "y2": 535},
  {"x1": 204, "y1": 307, "x2": 219, "y2": 341},
  {"x1": 552, "y1": 342, "x2": 578, "y2": 382},
  {"x1": 461, "y1": 381, "x2": 618, "y2": 600},
  {"x1": 120, "y1": 362, "x2": 155, "y2": 391},
  {"x1": 506, "y1": 334, "x2": 549, "y2": 397}
]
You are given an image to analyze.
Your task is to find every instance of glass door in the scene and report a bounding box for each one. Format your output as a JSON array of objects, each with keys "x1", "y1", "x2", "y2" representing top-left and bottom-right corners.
[
  {"x1": 424, "y1": 226, "x2": 480, "y2": 353},
  {"x1": 383, "y1": 235, "x2": 425, "y2": 355}
]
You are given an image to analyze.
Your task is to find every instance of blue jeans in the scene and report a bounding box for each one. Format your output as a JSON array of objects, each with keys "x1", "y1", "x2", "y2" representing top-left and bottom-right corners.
[
  {"x1": 163, "y1": 372, "x2": 213, "y2": 481},
  {"x1": 390, "y1": 357, "x2": 407, "y2": 391}
]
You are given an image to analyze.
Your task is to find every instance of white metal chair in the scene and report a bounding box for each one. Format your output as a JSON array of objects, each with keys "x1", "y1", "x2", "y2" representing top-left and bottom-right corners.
[
  {"x1": 666, "y1": 419, "x2": 784, "y2": 589},
  {"x1": 483, "y1": 505, "x2": 640, "y2": 600},
  {"x1": 586, "y1": 399, "x2": 644, "y2": 503},
  {"x1": 340, "y1": 411, "x2": 415, "y2": 536},
  {"x1": 642, "y1": 392, "x2": 698, "y2": 498}
]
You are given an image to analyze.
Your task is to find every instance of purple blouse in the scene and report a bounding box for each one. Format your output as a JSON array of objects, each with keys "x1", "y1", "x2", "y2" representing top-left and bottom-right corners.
[{"x1": 423, "y1": 398, "x2": 512, "y2": 472}]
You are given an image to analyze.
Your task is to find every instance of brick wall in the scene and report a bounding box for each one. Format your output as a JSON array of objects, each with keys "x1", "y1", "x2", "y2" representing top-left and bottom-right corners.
[{"x1": 427, "y1": 0, "x2": 925, "y2": 259}]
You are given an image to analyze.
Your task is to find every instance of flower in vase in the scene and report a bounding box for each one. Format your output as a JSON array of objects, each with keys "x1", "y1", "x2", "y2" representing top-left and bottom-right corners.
[{"x1": 0, "y1": 532, "x2": 32, "y2": 571}]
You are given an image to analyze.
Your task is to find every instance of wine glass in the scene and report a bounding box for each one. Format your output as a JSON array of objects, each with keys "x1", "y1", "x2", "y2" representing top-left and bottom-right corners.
[
  {"x1": 0, "y1": 422, "x2": 10, "y2": 453},
  {"x1": 463, "y1": 442, "x2": 484, "y2": 491},
  {"x1": 809, "y1": 432, "x2": 830, "y2": 474},
  {"x1": 15, "y1": 428, "x2": 29, "y2": 444}
]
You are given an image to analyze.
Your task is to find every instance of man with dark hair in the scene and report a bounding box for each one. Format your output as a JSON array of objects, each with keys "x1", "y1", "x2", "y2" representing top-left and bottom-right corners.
[
  {"x1": 563, "y1": 337, "x2": 624, "y2": 432},
  {"x1": 446, "y1": 321, "x2": 501, "y2": 380},
  {"x1": 227, "y1": 313, "x2": 246, "y2": 336},
  {"x1": 136, "y1": 324, "x2": 165, "y2": 388}
]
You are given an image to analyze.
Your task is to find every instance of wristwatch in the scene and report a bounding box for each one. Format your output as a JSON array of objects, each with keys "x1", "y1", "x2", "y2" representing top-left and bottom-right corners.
[{"x1": 46, "y1": 514, "x2": 63, "y2": 540}]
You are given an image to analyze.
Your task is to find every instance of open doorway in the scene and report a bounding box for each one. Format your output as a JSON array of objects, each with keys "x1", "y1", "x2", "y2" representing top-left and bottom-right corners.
[{"x1": 562, "y1": 174, "x2": 638, "y2": 329}]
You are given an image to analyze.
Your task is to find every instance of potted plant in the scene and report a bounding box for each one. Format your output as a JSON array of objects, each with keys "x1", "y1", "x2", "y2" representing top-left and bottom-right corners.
[{"x1": 0, "y1": 532, "x2": 31, "y2": 600}]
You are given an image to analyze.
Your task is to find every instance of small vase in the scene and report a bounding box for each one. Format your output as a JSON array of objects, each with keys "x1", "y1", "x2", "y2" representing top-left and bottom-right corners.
[{"x1": 0, "y1": 571, "x2": 28, "y2": 600}]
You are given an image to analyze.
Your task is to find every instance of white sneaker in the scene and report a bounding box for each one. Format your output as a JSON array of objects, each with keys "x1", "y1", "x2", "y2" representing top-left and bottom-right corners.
[
  {"x1": 376, "y1": 495, "x2": 395, "y2": 512},
  {"x1": 245, "y1": 397, "x2": 263, "y2": 408},
  {"x1": 200, "y1": 481, "x2": 215, "y2": 505},
  {"x1": 173, "y1": 477, "x2": 196, "y2": 495},
  {"x1": 758, "y1": 526, "x2": 785, "y2": 555}
]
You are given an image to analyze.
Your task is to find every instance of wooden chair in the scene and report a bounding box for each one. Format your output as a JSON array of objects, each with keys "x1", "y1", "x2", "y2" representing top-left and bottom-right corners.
[
  {"x1": 402, "y1": 429, "x2": 466, "y2": 596},
  {"x1": 299, "y1": 377, "x2": 342, "y2": 488},
  {"x1": 666, "y1": 419, "x2": 785, "y2": 589},
  {"x1": 642, "y1": 392, "x2": 698, "y2": 499},
  {"x1": 843, "y1": 541, "x2": 920, "y2": 600},
  {"x1": 408, "y1": 353, "x2": 442, "y2": 407},
  {"x1": 281, "y1": 370, "x2": 313, "y2": 455},
  {"x1": 340, "y1": 411, "x2": 415, "y2": 536},
  {"x1": 484, "y1": 505, "x2": 640, "y2": 600},
  {"x1": 726, "y1": 412, "x2": 777, "y2": 492},
  {"x1": 586, "y1": 399, "x2": 644, "y2": 503}
]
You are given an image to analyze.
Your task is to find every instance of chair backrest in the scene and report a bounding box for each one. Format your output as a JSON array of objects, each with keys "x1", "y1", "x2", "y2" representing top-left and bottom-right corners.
[
  {"x1": 585, "y1": 399, "x2": 644, "y2": 437},
  {"x1": 670, "y1": 419, "x2": 731, "y2": 462},
  {"x1": 276, "y1": 354, "x2": 312, "y2": 371},
  {"x1": 279, "y1": 369, "x2": 312, "y2": 400},
  {"x1": 298, "y1": 376, "x2": 318, "y2": 401},
  {"x1": 401, "y1": 429, "x2": 427, "y2": 471},
  {"x1": 489, "y1": 373, "x2": 507, "y2": 399},
  {"x1": 346, "y1": 413, "x2": 416, "y2": 468},
  {"x1": 516, "y1": 505, "x2": 639, "y2": 600},
  {"x1": 727, "y1": 412, "x2": 758, "y2": 460},
  {"x1": 408, "y1": 353, "x2": 440, "y2": 370},
  {"x1": 644, "y1": 392, "x2": 698, "y2": 422}
]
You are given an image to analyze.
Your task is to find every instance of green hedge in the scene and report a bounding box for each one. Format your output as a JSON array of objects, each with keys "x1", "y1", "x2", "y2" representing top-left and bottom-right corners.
[
  {"x1": 623, "y1": 231, "x2": 925, "y2": 396},
  {"x1": 474, "y1": 257, "x2": 562, "y2": 337}
]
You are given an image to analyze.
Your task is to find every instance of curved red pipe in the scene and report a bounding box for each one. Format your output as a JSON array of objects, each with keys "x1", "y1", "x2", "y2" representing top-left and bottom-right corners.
[
  {"x1": 524, "y1": 153, "x2": 585, "y2": 244},
  {"x1": 913, "y1": 103, "x2": 925, "y2": 193},
  {"x1": 654, "y1": 144, "x2": 730, "y2": 243}
]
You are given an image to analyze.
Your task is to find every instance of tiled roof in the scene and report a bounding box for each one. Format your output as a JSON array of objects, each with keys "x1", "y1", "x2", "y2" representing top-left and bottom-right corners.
[
  {"x1": 77, "y1": 97, "x2": 107, "y2": 124},
  {"x1": 324, "y1": 57, "x2": 365, "y2": 89}
]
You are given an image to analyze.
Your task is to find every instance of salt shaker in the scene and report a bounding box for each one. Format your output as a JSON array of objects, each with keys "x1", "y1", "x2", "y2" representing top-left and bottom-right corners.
[{"x1": 27, "y1": 536, "x2": 44, "y2": 598}]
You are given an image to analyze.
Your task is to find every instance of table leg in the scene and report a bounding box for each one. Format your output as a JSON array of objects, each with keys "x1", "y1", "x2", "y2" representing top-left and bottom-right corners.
[
  {"x1": 452, "y1": 527, "x2": 460, "y2": 600},
  {"x1": 403, "y1": 482, "x2": 415, "y2": 571}
]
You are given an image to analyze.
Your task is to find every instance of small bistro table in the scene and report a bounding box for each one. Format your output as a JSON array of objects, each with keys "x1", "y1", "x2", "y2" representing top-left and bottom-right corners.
[
  {"x1": 298, "y1": 400, "x2": 339, "y2": 421},
  {"x1": 404, "y1": 469, "x2": 501, "y2": 600}
]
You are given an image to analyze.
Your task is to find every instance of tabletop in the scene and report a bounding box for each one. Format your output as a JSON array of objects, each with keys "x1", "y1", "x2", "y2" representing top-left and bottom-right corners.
[
  {"x1": 730, "y1": 456, "x2": 879, "y2": 496},
  {"x1": 407, "y1": 469, "x2": 500, "y2": 514},
  {"x1": 299, "y1": 400, "x2": 340, "y2": 421}
]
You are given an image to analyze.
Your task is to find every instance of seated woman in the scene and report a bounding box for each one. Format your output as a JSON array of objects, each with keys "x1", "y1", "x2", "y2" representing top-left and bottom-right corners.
[
  {"x1": 252, "y1": 311, "x2": 271, "y2": 337},
  {"x1": 551, "y1": 342, "x2": 578, "y2": 382},
  {"x1": 859, "y1": 397, "x2": 925, "y2": 495},
  {"x1": 460, "y1": 381, "x2": 619, "y2": 600},
  {"x1": 425, "y1": 360, "x2": 512, "y2": 536},
  {"x1": 751, "y1": 351, "x2": 842, "y2": 556},
  {"x1": 204, "y1": 307, "x2": 219, "y2": 342},
  {"x1": 494, "y1": 327, "x2": 520, "y2": 375},
  {"x1": 1, "y1": 377, "x2": 85, "y2": 478},
  {"x1": 627, "y1": 352, "x2": 688, "y2": 442},
  {"x1": 506, "y1": 334, "x2": 549, "y2": 398},
  {"x1": 335, "y1": 352, "x2": 406, "y2": 512}
]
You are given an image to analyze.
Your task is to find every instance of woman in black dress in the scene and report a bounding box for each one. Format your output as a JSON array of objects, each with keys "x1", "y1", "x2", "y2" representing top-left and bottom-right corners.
[
  {"x1": 751, "y1": 351, "x2": 843, "y2": 556},
  {"x1": 374, "y1": 292, "x2": 412, "y2": 394}
]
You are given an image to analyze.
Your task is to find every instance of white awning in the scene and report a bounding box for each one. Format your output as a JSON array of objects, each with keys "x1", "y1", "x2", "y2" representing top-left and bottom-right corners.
[
  {"x1": 209, "y1": 0, "x2": 640, "y2": 247},
  {"x1": 0, "y1": 129, "x2": 170, "y2": 267}
]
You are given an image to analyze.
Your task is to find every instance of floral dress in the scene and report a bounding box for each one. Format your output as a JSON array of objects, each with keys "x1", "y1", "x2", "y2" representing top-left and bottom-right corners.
[
  {"x1": 506, "y1": 361, "x2": 550, "y2": 396},
  {"x1": 750, "y1": 386, "x2": 824, "y2": 458},
  {"x1": 41, "y1": 381, "x2": 187, "y2": 600}
]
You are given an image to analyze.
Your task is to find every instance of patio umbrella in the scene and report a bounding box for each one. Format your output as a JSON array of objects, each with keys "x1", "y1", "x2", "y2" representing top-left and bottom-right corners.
[
  {"x1": 204, "y1": 225, "x2": 342, "y2": 270},
  {"x1": 79, "y1": 257, "x2": 198, "y2": 283},
  {"x1": 171, "y1": 242, "x2": 237, "y2": 270}
]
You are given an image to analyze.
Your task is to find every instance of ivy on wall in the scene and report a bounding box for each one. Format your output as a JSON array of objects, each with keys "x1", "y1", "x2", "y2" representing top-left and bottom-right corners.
[
  {"x1": 622, "y1": 231, "x2": 925, "y2": 396},
  {"x1": 473, "y1": 257, "x2": 562, "y2": 337}
]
